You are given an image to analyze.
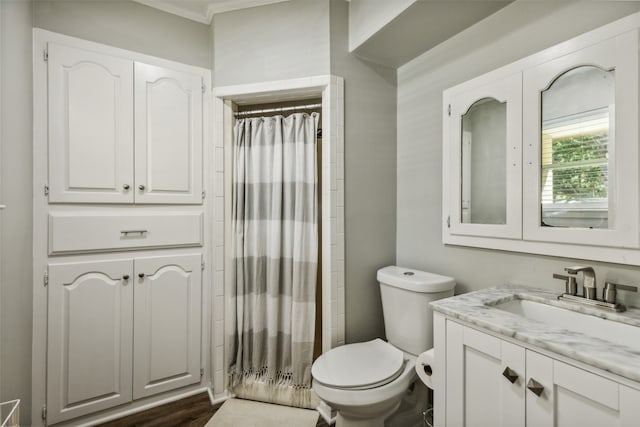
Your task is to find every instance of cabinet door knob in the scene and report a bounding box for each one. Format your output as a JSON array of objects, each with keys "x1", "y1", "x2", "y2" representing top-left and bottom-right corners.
[
  {"x1": 502, "y1": 366, "x2": 519, "y2": 384},
  {"x1": 526, "y1": 378, "x2": 544, "y2": 397},
  {"x1": 123, "y1": 184, "x2": 130, "y2": 190},
  {"x1": 122, "y1": 274, "x2": 130, "y2": 280},
  {"x1": 138, "y1": 273, "x2": 145, "y2": 278},
  {"x1": 138, "y1": 184, "x2": 145, "y2": 191}
]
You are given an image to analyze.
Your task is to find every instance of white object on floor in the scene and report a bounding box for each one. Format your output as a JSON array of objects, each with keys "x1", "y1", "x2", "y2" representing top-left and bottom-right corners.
[
  {"x1": 311, "y1": 266, "x2": 455, "y2": 427},
  {"x1": 205, "y1": 398, "x2": 319, "y2": 427}
]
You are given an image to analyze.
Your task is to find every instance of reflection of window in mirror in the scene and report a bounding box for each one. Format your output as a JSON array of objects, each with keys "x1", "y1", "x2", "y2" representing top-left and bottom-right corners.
[
  {"x1": 540, "y1": 66, "x2": 614, "y2": 229},
  {"x1": 461, "y1": 98, "x2": 507, "y2": 225}
]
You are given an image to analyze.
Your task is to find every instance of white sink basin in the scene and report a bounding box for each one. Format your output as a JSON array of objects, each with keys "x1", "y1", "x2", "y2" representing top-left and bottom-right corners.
[{"x1": 492, "y1": 298, "x2": 640, "y2": 352}]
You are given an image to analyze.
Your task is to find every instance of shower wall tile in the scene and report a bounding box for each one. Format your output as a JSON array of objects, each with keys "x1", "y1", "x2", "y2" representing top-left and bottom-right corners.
[
  {"x1": 214, "y1": 371, "x2": 224, "y2": 396},
  {"x1": 215, "y1": 172, "x2": 224, "y2": 197},
  {"x1": 215, "y1": 246, "x2": 224, "y2": 271},
  {"x1": 214, "y1": 295, "x2": 224, "y2": 322},
  {"x1": 214, "y1": 271, "x2": 224, "y2": 295},
  {"x1": 215, "y1": 147, "x2": 224, "y2": 172},
  {"x1": 214, "y1": 197, "x2": 224, "y2": 222},
  {"x1": 215, "y1": 345, "x2": 224, "y2": 373},
  {"x1": 337, "y1": 314, "x2": 345, "y2": 346}
]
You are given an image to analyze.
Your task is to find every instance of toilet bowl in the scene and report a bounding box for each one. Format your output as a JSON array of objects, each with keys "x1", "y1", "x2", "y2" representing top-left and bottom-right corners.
[
  {"x1": 311, "y1": 266, "x2": 456, "y2": 427},
  {"x1": 312, "y1": 339, "x2": 417, "y2": 427}
]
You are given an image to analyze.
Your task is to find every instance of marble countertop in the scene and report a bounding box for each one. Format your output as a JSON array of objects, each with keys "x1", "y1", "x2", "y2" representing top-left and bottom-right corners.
[{"x1": 431, "y1": 285, "x2": 640, "y2": 383}]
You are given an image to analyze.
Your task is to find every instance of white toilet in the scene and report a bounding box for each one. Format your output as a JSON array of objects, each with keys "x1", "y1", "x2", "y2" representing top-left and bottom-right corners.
[{"x1": 311, "y1": 266, "x2": 455, "y2": 427}]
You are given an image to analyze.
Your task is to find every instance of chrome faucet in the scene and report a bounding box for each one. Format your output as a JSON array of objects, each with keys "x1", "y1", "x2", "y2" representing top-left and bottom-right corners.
[
  {"x1": 564, "y1": 266, "x2": 596, "y2": 300},
  {"x1": 553, "y1": 265, "x2": 638, "y2": 312}
]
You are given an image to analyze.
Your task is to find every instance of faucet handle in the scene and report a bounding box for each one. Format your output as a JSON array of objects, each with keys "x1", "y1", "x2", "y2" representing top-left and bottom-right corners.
[
  {"x1": 603, "y1": 282, "x2": 638, "y2": 304},
  {"x1": 553, "y1": 273, "x2": 578, "y2": 295}
]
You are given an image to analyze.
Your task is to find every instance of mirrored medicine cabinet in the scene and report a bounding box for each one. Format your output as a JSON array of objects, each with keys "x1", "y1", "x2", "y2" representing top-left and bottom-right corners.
[{"x1": 443, "y1": 21, "x2": 640, "y2": 265}]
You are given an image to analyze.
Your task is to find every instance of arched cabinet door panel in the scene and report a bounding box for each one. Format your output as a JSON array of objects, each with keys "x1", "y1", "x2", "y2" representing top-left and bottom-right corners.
[
  {"x1": 132, "y1": 253, "x2": 202, "y2": 399},
  {"x1": 47, "y1": 43, "x2": 134, "y2": 203},
  {"x1": 46, "y1": 259, "x2": 133, "y2": 424},
  {"x1": 522, "y1": 32, "x2": 639, "y2": 248},
  {"x1": 134, "y1": 62, "x2": 203, "y2": 204},
  {"x1": 443, "y1": 72, "x2": 522, "y2": 241}
]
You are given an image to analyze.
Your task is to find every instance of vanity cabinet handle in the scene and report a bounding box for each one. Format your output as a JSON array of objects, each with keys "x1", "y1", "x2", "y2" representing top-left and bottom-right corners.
[
  {"x1": 123, "y1": 184, "x2": 130, "y2": 190},
  {"x1": 526, "y1": 378, "x2": 544, "y2": 397},
  {"x1": 138, "y1": 273, "x2": 145, "y2": 279},
  {"x1": 502, "y1": 367, "x2": 519, "y2": 384},
  {"x1": 122, "y1": 274, "x2": 130, "y2": 281},
  {"x1": 138, "y1": 184, "x2": 145, "y2": 191}
]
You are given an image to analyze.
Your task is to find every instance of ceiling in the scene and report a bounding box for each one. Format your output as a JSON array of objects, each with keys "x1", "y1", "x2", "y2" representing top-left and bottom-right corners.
[{"x1": 131, "y1": 0, "x2": 290, "y2": 24}]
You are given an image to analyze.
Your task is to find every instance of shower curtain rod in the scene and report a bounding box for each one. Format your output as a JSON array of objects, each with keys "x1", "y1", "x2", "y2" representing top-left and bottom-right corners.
[{"x1": 234, "y1": 103, "x2": 322, "y2": 117}]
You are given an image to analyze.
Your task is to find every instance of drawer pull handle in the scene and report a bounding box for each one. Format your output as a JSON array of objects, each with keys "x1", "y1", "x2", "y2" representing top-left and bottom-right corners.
[
  {"x1": 502, "y1": 367, "x2": 519, "y2": 384},
  {"x1": 122, "y1": 275, "x2": 130, "y2": 280},
  {"x1": 527, "y1": 378, "x2": 544, "y2": 397},
  {"x1": 138, "y1": 184, "x2": 146, "y2": 191},
  {"x1": 138, "y1": 273, "x2": 145, "y2": 279},
  {"x1": 123, "y1": 184, "x2": 130, "y2": 190},
  {"x1": 121, "y1": 230, "x2": 148, "y2": 236}
]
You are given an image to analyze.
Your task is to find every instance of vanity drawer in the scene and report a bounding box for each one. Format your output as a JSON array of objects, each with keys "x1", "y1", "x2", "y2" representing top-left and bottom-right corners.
[{"x1": 49, "y1": 212, "x2": 203, "y2": 254}]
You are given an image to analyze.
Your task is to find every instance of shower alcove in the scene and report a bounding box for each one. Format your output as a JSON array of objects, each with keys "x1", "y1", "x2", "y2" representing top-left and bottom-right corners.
[{"x1": 211, "y1": 75, "x2": 345, "y2": 401}]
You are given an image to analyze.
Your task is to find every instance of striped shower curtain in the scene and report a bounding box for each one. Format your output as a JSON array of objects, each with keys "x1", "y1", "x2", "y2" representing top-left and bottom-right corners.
[{"x1": 228, "y1": 112, "x2": 319, "y2": 408}]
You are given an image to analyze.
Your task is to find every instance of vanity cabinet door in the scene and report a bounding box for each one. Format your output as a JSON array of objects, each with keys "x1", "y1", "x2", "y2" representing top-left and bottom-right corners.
[
  {"x1": 132, "y1": 253, "x2": 202, "y2": 399},
  {"x1": 46, "y1": 259, "x2": 134, "y2": 424},
  {"x1": 527, "y1": 354, "x2": 640, "y2": 427},
  {"x1": 443, "y1": 73, "x2": 522, "y2": 241},
  {"x1": 445, "y1": 321, "x2": 525, "y2": 427}
]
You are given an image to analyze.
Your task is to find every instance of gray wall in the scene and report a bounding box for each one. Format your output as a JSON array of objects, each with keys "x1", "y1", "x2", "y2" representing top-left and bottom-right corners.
[
  {"x1": 212, "y1": 0, "x2": 397, "y2": 343},
  {"x1": 329, "y1": 0, "x2": 396, "y2": 343},
  {"x1": 34, "y1": 0, "x2": 211, "y2": 69},
  {"x1": 397, "y1": 1, "x2": 640, "y2": 303},
  {"x1": 212, "y1": 0, "x2": 330, "y2": 86},
  {"x1": 1, "y1": 0, "x2": 33, "y2": 423}
]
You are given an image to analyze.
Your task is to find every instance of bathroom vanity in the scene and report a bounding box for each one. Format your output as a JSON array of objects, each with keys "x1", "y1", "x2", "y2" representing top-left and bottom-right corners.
[{"x1": 432, "y1": 286, "x2": 640, "y2": 427}]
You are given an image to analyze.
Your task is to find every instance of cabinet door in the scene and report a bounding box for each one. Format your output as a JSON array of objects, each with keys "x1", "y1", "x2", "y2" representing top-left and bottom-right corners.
[
  {"x1": 134, "y1": 62, "x2": 203, "y2": 204},
  {"x1": 48, "y1": 43, "x2": 134, "y2": 203},
  {"x1": 444, "y1": 73, "x2": 522, "y2": 241},
  {"x1": 522, "y1": 31, "x2": 639, "y2": 248},
  {"x1": 527, "y1": 353, "x2": 640, "y2": 427},
  {"x1": 445, "y1": 322, "x2": 525, "y2": 427},
  {"x1": 132, "y1": 253, "x2": 202, "y2": 398},
  {"x1": 47, "y1": 259, "x2": 133, "y2": 424}
]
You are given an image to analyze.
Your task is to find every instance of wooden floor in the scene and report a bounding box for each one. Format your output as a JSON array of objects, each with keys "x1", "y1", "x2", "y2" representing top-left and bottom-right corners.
[{"x1": 97, "y1": 393, "x2": 330, "y2": 427}]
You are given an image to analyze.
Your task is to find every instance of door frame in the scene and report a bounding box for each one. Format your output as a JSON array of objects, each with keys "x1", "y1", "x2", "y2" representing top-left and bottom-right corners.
[{"x1": 212, "y1": 76, "x2": 346, "y2": 398}]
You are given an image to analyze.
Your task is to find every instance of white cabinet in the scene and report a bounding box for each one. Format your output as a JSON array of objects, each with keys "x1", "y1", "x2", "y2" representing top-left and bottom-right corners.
[
  {"x1": 445, "y1": 321, "x2": 524, "y2": 427},
  {"x1": 46, "y1": 254, "x2": 202, "y2": 424},
  {"x1": 48, "y1": 43, "x2": 134, "y2": 204},
  {"x1": 134, "y1": 62, "x2": 203, "y2": 204},
  {"x1": 46, "y1": 259, "x2": 133, "y2": 424},
  {"x1": 440, "y1": 319, "x2": 640, "y2": 427},
  {"x1": 47, "y1": 43, "x2": 204, "y2": 205},
  {"x1": 442, "y1": 14, "x2": 640, "y2": 265},
  {"x1": 133, "y1": 254, "x2": 202, "y2": 399}
]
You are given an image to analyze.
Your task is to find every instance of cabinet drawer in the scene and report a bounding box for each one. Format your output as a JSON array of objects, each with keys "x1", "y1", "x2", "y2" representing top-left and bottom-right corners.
[{"x1": 49, "y1": 212, "x2": 203, "y2": 254}]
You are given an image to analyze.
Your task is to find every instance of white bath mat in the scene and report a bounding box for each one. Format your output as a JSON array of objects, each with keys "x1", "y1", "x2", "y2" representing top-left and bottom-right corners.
[{"x1": 205, "y1": 398, "x2": 319, "y2": 427}]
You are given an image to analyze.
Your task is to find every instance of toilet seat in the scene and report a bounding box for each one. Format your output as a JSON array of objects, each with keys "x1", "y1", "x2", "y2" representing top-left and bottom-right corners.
[{"x1": 311, "y1": 339, "x2": 405, "y2": 390}]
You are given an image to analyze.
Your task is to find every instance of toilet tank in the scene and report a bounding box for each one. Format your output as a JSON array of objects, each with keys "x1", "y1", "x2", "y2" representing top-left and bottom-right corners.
[{"x1": 377, "y1": 266, "x2": 455, "y2": 356}]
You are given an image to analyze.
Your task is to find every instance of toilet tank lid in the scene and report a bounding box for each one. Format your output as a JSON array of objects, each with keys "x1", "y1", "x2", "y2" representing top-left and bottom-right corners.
[{"x1": 377, "y1": 266, "x2": 455, "y2": 293}]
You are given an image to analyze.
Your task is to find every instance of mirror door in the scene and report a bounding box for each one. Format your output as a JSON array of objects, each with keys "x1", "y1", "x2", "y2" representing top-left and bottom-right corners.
[
  {"x1": 523, "y1": 33, "x2": 638, "y2": 247},
  {"x1": 445, "y1": 73, "x2": 522, "y2": 240}
]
